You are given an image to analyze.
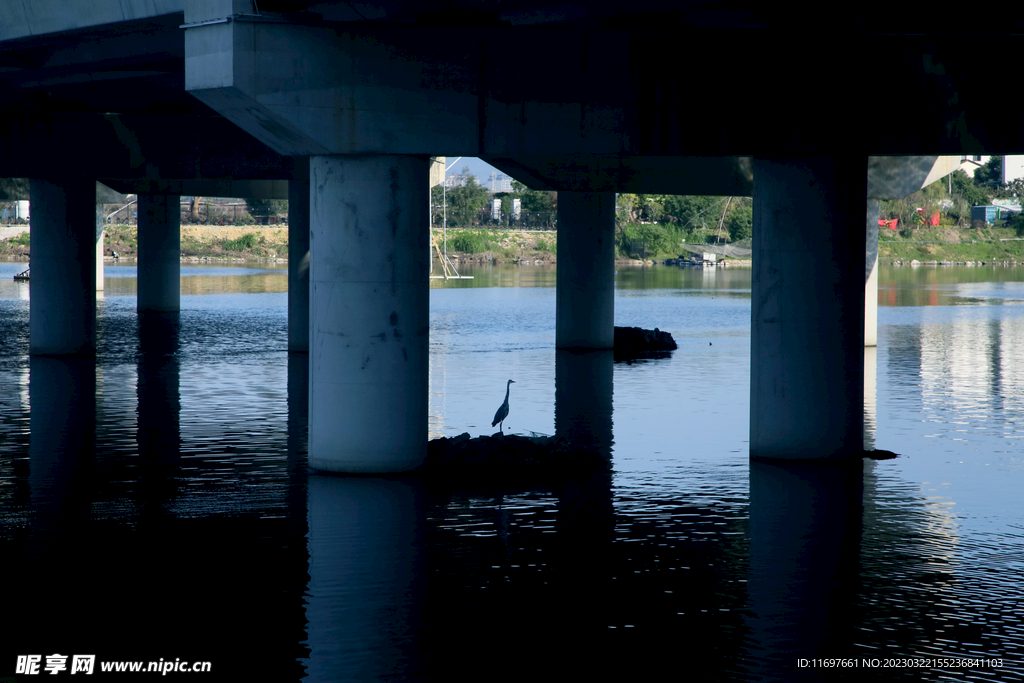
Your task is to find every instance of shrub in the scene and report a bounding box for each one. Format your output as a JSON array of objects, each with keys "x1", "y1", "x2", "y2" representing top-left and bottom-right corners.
[
  {"x1": 448, "y1": 230, "x2": 491, "y2": 253},
  {"x1": 223, "y1": 232, "x2": 258, "y2": 251}
]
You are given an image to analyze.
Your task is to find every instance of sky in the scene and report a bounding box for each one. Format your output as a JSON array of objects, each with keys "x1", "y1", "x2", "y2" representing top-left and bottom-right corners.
[{"x1": 443, "y1": 157, "x2": 503, "y2": 183}]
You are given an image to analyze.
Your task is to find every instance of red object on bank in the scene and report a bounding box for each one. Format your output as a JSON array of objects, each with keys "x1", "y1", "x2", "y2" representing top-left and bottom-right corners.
[{"x1": 878, "y1": 218, "x2": 898, "y2": 230}]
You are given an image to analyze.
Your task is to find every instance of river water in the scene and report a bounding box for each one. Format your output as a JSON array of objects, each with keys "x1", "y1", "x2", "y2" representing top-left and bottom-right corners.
[{"x1": 0, "y1": 261, "x2": 1021, "y2": 681}]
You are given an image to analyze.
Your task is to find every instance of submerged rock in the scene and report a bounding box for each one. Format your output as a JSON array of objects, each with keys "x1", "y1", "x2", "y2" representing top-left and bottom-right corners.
[
  {"x1": 426, "y1": 432, "x2": 608, "y2": 485},
  {"x1": 613, "y1": 326, "x2": 677, "y2": 360}
]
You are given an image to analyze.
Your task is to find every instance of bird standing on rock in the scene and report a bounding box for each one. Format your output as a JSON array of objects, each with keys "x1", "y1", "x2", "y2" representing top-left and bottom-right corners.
[{"x1": 492, "y1": 379, "x2": 515, "y2": 433}]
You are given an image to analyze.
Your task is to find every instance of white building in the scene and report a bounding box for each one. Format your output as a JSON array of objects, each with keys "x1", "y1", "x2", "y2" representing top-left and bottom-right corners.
[
  {"x1": 488, "y1": 172, "x2": 514, "y2": 192},
  {"x1": 958, "y1": 155, "x2": 1024, "y2": 184}
]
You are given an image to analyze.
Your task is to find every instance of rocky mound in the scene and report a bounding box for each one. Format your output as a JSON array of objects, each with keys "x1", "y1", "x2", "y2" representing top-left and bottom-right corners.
[
  {"x1": 614, "y1": 326, "x2": 677, "y2": 359},
  {"x1": 426, "y1": 432, "x2": 608, "y2": 485}
]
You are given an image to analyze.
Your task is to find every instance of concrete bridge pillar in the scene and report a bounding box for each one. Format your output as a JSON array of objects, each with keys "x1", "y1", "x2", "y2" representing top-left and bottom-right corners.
[
  {"x1": 865, "y1": 200, "x2": 880, "y2": 347},
  {"x1": 308, "y1": 155, "x2": 429, "y2": 473},
  {"x1": 137, "y1": 194, "x2": 181, "y2": 313},
  {"x1": 750, "y1": 157, "x2": 866, "y2": 460},
  {"x1": 96, "y1": 207, "x2": 105, "y2": 292},
  {"x1": 289, "y1": 170, "x2": 310, "y2": 353},
  {"x1": 29, "y1": 178, "x2": 97, "y2": 355},
  {"x1": 556, "y1": 192, "x2": 616, "y2": 349}
]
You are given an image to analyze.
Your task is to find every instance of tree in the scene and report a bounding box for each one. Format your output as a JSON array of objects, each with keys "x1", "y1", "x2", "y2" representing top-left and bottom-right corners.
[
  {"x1": 950, "y1": 169, "x2": 989, "y2": 207},
  {"x1": 725, "y1": 200, "x2": 753, "y2": 241},
  {"x1": 246, "y1": 198, "x2": 287, "y2": 224},
  {"x1": 443, "y1": 168, "x2": 490, "y2": 226},
  {"x1": 973, "y1": 156, "x2": 1003, "y2": 188},
  {"x1": 510, "y1": 180, "x2": 556, "y2": 212}
]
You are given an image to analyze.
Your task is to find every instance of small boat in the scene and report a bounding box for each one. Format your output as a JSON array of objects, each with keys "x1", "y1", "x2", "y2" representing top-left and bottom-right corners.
[{"x1": 13, "y1": 267, "x2": 29, "y2": 281}]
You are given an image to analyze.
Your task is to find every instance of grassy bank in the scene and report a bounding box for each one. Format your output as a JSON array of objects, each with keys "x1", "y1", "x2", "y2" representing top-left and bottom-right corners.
[
  {"x1": 878, "y1": 225, "x2": 1024, "y2": 263},
  {"x1": 0, "y1": 225, "x2": 289, "y2": 261},
  {"x1": 431, "y1": 228, "x2": 556, "y2": 262}
]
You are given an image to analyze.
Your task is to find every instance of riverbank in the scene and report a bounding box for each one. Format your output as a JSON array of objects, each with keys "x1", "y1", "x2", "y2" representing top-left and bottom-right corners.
[
  {"x1": 878, "y1": 225, "x2": 1024, "y2": 263},
  {"x1": 7, "y1": 223, "x2": 1021, "y2": 266},
  {"x1": 0, "y1": 225, "x2": 290, "y2": 262}
]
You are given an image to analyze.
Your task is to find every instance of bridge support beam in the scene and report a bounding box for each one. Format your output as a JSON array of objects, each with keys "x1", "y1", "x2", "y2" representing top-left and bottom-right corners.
[
  {"x1": 556, "y1": 191, "x2": 616, "y2": 349},
  {"x1": 308, "y1": 155, "x2": 429, "y2": 473},
  {"x1": 30, "y1": 178, "x2": 96, "y2": 355},
  {"x1": 137, "y1": 194, "x2": 181, "y2": 313},
  {"x1": 289, "y1": 171, "x2": 310, "y2": 353},
  {"x1": 750, "y1": 157, "x2": 866, "y2": 460}
]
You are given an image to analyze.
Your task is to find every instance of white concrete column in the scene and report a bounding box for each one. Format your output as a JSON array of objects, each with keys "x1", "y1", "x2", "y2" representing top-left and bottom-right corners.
[
  {"x1": 96, "y1": 205, "x2": 105, "y2": 291},
  {"x1": 556, "y1": 192, "x2": 616, "y2": 349},
  {"x1": 309, "y1": 155, "x2": 429, "y2": 473},
  {"x1": 865, "y1": 199, "x2": 879, "y2": 347},
  {"x1": 750, "y1": 157, "x2": 866, "y2": 460},
  {"x1": 29, "y1": 178, "x2": 97, "y2": 355},
  {"x1": 137, "y1": 194, "x2": 181, "y2": 312},
  {"x1": 289, "y1": 169, "x2": 310, "y2": 352}
]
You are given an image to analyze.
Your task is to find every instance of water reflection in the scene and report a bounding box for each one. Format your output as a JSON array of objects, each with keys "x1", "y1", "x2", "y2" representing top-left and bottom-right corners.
[
  {"x1": 29, "y1": 356, "x2": 96, "y2": 524},
  {"x1": 2, "y1": 262, "x2": 1024, "y2": 681},
  {"x1": 136, "y1": 311, "x2": 181, "y2": 512},
  {"x1": 303, "y1": 475, "x2": 427, "y2": 682},
  {"x1": 745, "y1": 459, "x2": 863, "y2": 680}
]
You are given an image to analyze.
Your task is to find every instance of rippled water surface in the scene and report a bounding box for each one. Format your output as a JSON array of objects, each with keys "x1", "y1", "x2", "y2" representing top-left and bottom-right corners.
[{"x1": 1, "y1": 262, "x2": 1022, "y2": 681}]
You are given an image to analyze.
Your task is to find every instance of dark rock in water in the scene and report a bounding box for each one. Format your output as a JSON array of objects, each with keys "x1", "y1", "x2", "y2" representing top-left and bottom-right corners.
[
  {"x1": 863, "y1": 448, "x2": 899, "y2": 460},
  {"x1": 426, "y1": 432, "x2": 608, "y2": 486},
  {"x1": 613, "y1": 326, "x2": 677, "y2": 360}
]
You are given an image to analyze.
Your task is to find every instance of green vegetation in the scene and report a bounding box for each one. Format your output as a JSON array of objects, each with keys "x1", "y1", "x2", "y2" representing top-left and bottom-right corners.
[
  {"x1": 8, "y1": 231, "x2": 30, "y2": 247},
  {"x1": 447, "y1": 229, "x2": 493, "y2": 253},
  {"x1": 432, "y1": 167, "x2": 491, "y2": 227},
  {"x1": 878, "y1": 225, "x2": 1024, "y2": 262},
  {"x1": 614, "y1": 194, "x2": 752, "y2": 259},
  {"x1": 244, "y1": 198, "x2": 288, "y2": 223},
  {"x1": 222, "y1": 232, "x2": 261, "y2": 252}
]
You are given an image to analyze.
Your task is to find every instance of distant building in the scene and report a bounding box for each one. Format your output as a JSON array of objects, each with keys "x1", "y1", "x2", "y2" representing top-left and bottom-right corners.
[
  {"x1": 958, "y1": 155, "x2": 1024, "y2": 184},
  {"x1": 444, "y1": 174, "x2": 471, "y2": 188},
  {"x1": 488, "y1": 172, "x2": 514, "y2": 192},
  {"x1": 959, "y1": 155, "x2": 988, "y2": 178}
]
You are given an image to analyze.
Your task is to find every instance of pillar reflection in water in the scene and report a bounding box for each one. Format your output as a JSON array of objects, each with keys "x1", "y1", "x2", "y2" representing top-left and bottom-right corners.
[
  {"x1": 554, "y1": 349, "x2": 615, "y2": 631},
  {"x1": 745, "y1": 459, "x2": 863, "y2": 680},
  {"x1": 29, "y1": 356, "x2": 97, "y2": 521},
  {"x1": 136, "y1": 311, "x2": 181, "y2": 509},
  {"x1": 554, "y1": 349, "x2": 614, "y2": 455},
  {"x1": 864, "y1": 346, "x2": 877, "y2": 451},
  {"x1": 303, "y1": 475, "x2": 426, "y2": 682}
]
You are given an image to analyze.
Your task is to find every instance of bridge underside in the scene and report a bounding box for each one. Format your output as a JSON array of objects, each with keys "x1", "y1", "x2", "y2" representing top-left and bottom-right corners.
[{"x1": 1, "y1": 2, "x2": 1015, "y2": 468}]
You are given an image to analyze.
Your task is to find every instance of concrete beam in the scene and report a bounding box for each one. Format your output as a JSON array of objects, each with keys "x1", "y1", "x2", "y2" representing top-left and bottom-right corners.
[
  {"x1": 0, "y1": 113, "x2": 292, "y2": 181},
  {"x1": 486, "y1": 155, "x2": 754, "y2": 194},
  {"x1": 182, "y1": 15, "x2": 1024, "y2": 158},
  {"x1": 0, "y1": 180, "x2": 127, "y2": 203},
  {"x1": 867, "y1": 156, "x2": 962, "y2": 199},
  {"x1": 102, "y1": 178, "x2": 290, "y2": 199},
  {"x1": 0, "y1": 2, "x2": 183, "y2": 42}
]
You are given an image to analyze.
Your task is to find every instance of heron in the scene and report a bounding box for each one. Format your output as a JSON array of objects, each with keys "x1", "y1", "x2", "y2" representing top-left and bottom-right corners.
[{"x1": 492, "y1": 379, "x2": 515, "y2": 433}]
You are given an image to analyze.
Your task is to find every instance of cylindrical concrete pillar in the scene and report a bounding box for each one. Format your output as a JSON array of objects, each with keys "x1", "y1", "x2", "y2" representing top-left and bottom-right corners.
[
  {"x1": 96, "y1": 204, "x2": 105, "y2": 291},
  {"x1": 137, "y1": 194, "x2": 181, "y2": 313},
  {"x1": 289, "y1": 168, "x2": 310, "y2": 353},
  {"x1": 750, "y1": 157, "x2": 866, "y2": 460},
  {"x1": 30, "y1": 178, "x2": 97, "y2": 355},
  {"x1": 309, "y1": 155, "x2": 429, "y2": 473},
  {"x1": 556, "y1": 192, "x2": 616, "y2": 349},
  {"x1": 865, "y1": 199, "x2": 879, "y2": 347}
]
